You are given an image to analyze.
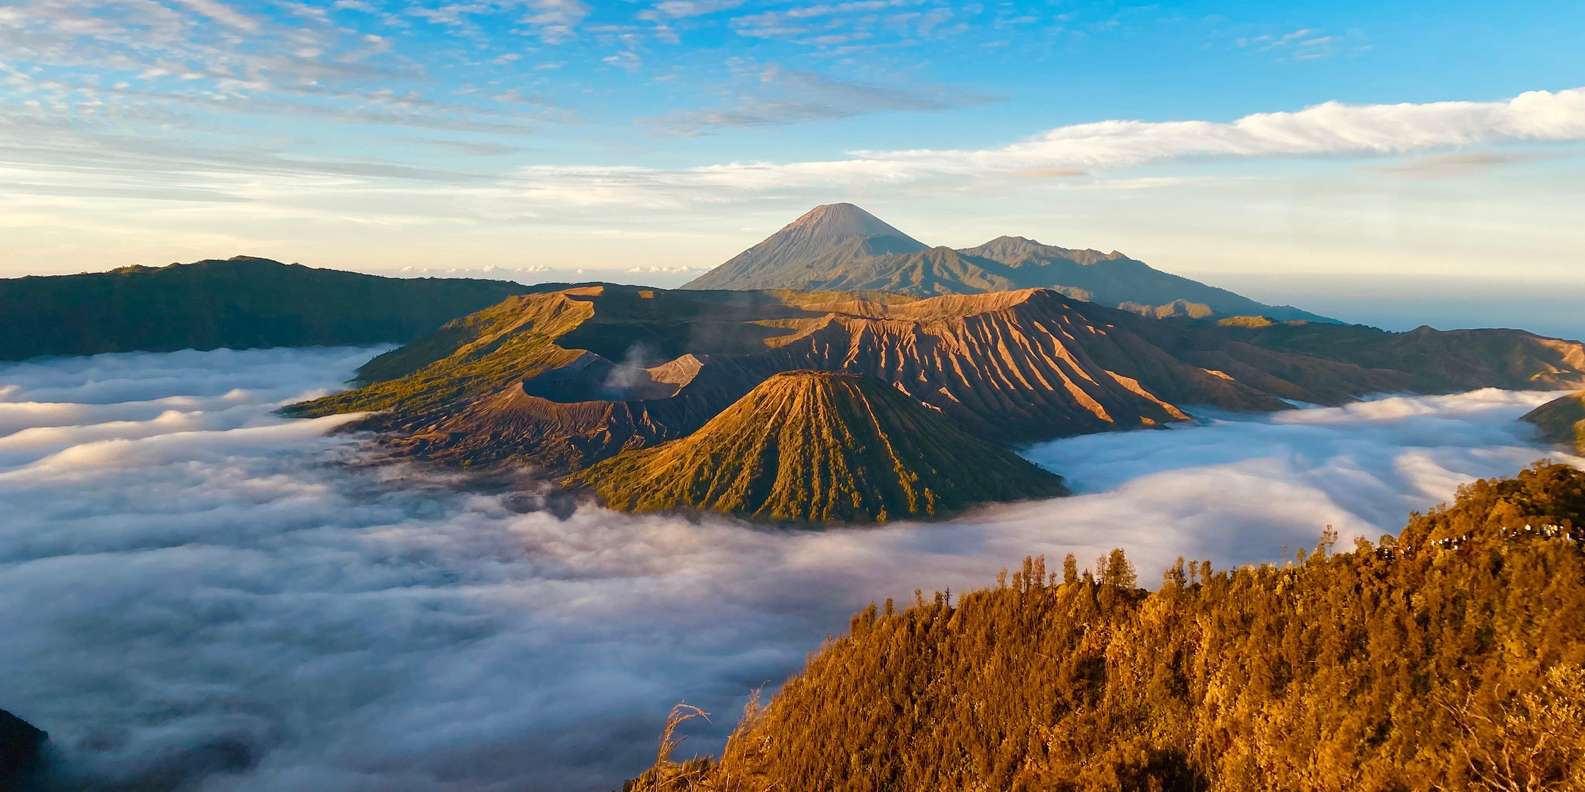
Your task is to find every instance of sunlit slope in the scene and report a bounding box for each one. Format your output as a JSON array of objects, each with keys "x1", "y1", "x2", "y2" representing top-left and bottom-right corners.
[
  {"x1": 290, "y1": 283, "x2": 1585, "y2": 479},
  {"x1": 1523, "y1": 391, "x2": 1585, "y2": 452},
  {"x1": 288, "y1": 285, "x2": 1279, "y2": 474},
  {"x1": 567, "y1": 371, "x2": 1066, "y2": 523},
  {"x1": 636, "y1": 463, "x2": 1585, "y2": 790}
]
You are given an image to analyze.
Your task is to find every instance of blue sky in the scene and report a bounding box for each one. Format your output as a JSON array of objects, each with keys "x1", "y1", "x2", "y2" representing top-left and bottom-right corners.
[{"x1": 3, "y1": 0, "x2": 1585, "y2": 329}]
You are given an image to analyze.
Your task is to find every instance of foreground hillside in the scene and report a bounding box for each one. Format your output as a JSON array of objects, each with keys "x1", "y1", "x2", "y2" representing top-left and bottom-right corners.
[
  {"x1": 0, "y1": 256, "x2": 530, "y2": 360},
  {"x1": 568, "y1": 371, "x2": 1066, "y2": 522},
  {"x1": 684, "y1": 203, "x2": 1328, "y2": 322},
  {"x1": 638, "y1": 463, "x2": 1585, "y2": 791}
]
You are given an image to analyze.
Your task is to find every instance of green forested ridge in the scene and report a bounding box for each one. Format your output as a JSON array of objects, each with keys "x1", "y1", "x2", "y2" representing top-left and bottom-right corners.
[
  {"x1": 636, "y1": 463, "x2": 1585, "y2": 792},
  {"x1": 0, "y1": 256, "x2": 531, "y2": 360}
]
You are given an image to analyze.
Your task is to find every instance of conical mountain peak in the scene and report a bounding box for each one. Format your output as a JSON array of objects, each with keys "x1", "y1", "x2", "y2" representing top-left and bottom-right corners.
[
  {"x1": 683, "y1": 204, "x2": 927, "y2": 290},
  {"x1": 566, "y1": 370, "x2": 1065, "y2": 523},
  {"x1": 786, "y1": 203, "x2": 919, "y2": 242}
]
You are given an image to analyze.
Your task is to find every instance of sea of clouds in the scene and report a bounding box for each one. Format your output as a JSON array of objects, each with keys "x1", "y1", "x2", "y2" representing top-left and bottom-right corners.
[{"x1": 0, "y1": 347, "x2": 1578, "y2": 791}]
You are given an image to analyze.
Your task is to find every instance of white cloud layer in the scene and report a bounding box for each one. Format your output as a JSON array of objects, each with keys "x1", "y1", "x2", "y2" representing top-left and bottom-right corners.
[
  {"x1": 5, "y1": 83, "x2": 1585, "y2": 280},
  {"x1": 7, "y1": 86, "x2": 1584, "y2": 218},
  {"x1": 505, "y1": 86, "x2": 1585, "y2": 201},
  {"x1": 0, "y1": 348, "x2": 1579, "y2": 790}
]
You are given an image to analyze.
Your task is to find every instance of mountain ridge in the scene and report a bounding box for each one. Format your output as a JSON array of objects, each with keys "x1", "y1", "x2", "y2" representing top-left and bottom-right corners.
[
  {"x1": 287, "y1": 283, "x2": 1585, "y2": 523},
  {"x1": 0, "y1": 256, "x2": 534, "y2": 360},
  {"x1": 684, "y1": 205, "x2": 1330, "y2": 322}
]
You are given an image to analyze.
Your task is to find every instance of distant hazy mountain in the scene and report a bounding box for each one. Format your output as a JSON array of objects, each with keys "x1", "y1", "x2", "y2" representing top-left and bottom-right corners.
[
  {"x1": 0, "y1": 256, "x2": 532, "y2": 361},
  {"x1": 567, "y1": 371, "x2": 1066, "y2": 523},
  {"x1": 684, "y1": 203, "x2": 1329, "y2": 322}
]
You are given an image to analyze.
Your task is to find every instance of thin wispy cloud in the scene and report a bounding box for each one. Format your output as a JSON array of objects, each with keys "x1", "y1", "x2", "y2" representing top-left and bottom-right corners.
[
  {"x1": 729, "y1": 0, "x2": 955, "y2": 47},
  {"x1": 643, "y1": 0, "x2": 745, "y2": 20},
  {"x1": 651, "y1": 63, "x2": 995, "y2": 134},
  {"x1": 1236, "y1": 27, "x2": 1347, "y2": 61},
  {"x1": 167, "y1": 0, "x2": 261, "y2": 31},
  {"x1": 520, "y1": 0, "x2": 590, "y2": 43},
  {"x1": 1371, "y1": 150, "x2": 1548, "y2": 178}
]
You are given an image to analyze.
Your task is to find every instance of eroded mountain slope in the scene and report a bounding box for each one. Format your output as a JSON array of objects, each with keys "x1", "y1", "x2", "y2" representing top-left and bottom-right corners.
[
  {"x1": 290, "y1": 284, "x2": 1585, "y2": 478},
  {"x1": 566, "y1": 372, "x2": 1067, "y2": 523}
]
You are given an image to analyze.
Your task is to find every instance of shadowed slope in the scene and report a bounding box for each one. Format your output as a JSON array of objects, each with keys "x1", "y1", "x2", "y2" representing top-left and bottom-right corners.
[
  {"x1": 1523, "y1": 391, "x2": 1585, "y2": 452},
  {"x1": 566, "y1": 371, "x2": 1066, "y2": 523},
  {"x1": 0, "y1": 257, "x2": 531, "y2": 360},
  {"x1": 961, "y1": 236, "x2": 1327, "y2": 321},
  {"x1": 0, "y1": 708, "x2": 47, "y2": 789}
]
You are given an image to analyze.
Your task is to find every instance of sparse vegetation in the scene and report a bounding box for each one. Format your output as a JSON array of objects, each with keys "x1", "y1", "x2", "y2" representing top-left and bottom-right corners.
[{"x1": 638, "y1": 463, "x2": 1585, "y2": 791}]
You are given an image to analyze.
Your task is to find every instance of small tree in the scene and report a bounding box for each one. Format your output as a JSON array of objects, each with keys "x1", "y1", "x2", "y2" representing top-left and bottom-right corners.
[{"x1": 1100, "y1": 548, "x2": 1137, "y2": 590}]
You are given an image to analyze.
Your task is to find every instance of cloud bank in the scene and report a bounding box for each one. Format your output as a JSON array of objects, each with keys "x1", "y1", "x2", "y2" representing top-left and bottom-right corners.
[
  {"x1": 507, "y1": 86, "x2": 1585, "y2": 204},
  {"x1": 8, "y1": 85, "x2": 1584, "y2": 220},
  {"x1": 0, "y1": 348, "x2": 1578, "y2": 791}
]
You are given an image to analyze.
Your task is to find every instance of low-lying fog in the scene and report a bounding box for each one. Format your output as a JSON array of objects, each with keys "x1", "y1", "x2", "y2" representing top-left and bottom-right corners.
[{"x1": 1, "y1": 348, "x2": 1577, "y2": 791}]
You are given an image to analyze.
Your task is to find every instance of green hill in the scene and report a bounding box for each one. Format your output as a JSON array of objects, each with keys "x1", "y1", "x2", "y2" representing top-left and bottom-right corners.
[
  {"x1": 0, "y1": 256, "x2": 531, "y2": 360},
  {"x1": 565, "y1": 371, "x2": 1066, "y2": 523},
  {"x1": 637, "y1": 462, "x2": 1585, "y2": 791}
]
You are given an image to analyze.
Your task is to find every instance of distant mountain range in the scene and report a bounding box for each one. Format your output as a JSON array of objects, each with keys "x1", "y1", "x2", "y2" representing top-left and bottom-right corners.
[
  {"x1": 289, "y1": 283, "x2": 1585, "y2": 523},
  {"x1": 0, "y1": 256, "x2": 532, "y2": 361},
  {"x1": 684, "y1": 203, "x2": 1330, "y2": 322}
]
